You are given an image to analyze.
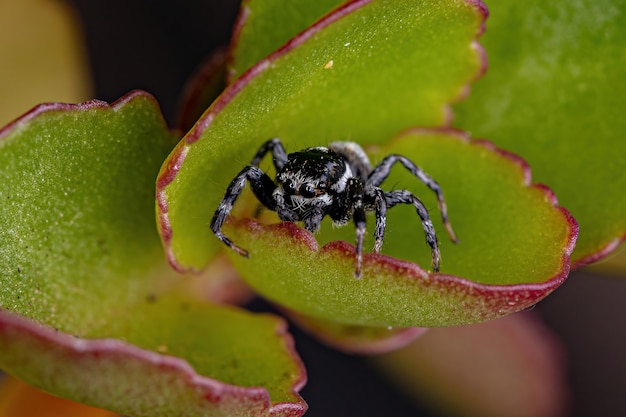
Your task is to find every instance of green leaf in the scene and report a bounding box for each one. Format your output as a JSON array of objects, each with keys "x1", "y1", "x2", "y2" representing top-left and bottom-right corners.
[
  {"x1": 0, "y1": 93, "x2": 176, "y2": 329},
  {"x1": 158, "y1": 0, "x2": 487, "y2": 272},
  {"x1": 228, "y1": 0, "x2": 347, "y2": 81},
  {"x1": 454, "y1": 0, "x2": 626, "y2": 267},
  {"x1": 224, "y1": 130, "x2": 576, "y2": 327},
  {"x1": 0, "y1": 304, "x2": 306, "y2": 417},
  {"x1": 177, "y1": 47, "x2": 229, "y2": 132},
  {"x1": 284, "y1": 309, "x2": 427, "y2": 354},
  {"x1": 0, "y1": 92, "x2": 306, "y2": 416},
  {"x1": 373, "y1": 314, "x2": 569, "y2": 417},
  {"x1": 183, "y1": 0, "x2": 345, "y2": 135}
]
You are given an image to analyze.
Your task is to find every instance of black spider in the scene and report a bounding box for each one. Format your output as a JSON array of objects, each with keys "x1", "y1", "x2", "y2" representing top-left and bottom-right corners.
[{"x1": 211, "y1": 138, "x2": 457, "y2": 277}]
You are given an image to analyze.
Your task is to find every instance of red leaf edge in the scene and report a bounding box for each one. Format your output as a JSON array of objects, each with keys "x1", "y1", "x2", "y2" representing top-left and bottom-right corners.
[{"x1": 0, "y1": 90, "x2": 165, "y2": 140}]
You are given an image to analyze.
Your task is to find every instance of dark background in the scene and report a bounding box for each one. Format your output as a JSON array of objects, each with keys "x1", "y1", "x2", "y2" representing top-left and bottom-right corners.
[{"x1": 64, "y1": 1, "x2": 626, "y2": 416}]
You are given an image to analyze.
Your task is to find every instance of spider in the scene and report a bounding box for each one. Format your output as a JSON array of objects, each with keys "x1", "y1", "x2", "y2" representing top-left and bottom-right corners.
[{"x1": 211, "y1": 138, "x2": 457, "y2": 277}]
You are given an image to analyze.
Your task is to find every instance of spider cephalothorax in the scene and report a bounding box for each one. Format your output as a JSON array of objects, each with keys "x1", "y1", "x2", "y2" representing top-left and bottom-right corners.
[{"x1": 211, "y1": 138, "x2": 457, "y2": 277}]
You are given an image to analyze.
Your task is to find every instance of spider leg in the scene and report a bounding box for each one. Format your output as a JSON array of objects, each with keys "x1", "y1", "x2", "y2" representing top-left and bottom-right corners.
[
  {"x1": 250, "y1": 137, "x2": 288, "y2": 170},
  {"x1": 336, "y1": 177, "x2": 367, "y2": 278},
  {"x1": 367, "y1": 155, "x2": 458, "y2": 243},
  {"x1": 385, "y1": 190, "x2": 441, "y2": 272},
  {"x1": 353, "y1": 206, "x2": 366, "y2": 278},
  {"x1": 371, "y1": 188, "x2": 387, "y2": 253},
  {"x1": 210, "y1": 166, "x2": 277, "y2": 257}
]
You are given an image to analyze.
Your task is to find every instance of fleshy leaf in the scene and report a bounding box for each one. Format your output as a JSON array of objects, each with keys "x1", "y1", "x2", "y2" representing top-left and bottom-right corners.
[
  {"x1": 0, "y1": 306, "x2": 306, "y2": 417},
  {"x1": 224, "y1": 130, "x2": 576, "y2": 327},
  {"x1": 228, "y1": 0, "x2": 347, "y2": 81},
  {"x1": 158, "y1": 0, "x2": 488, "y2": 272},
  {"x1": 583, "y1": 248, "x2": 626, "y2": 277},
  {"x1": 0, "y1": 92, "x2": 306, "y2": 416},
  {"x1": 373, "y1": 313, "x2": 569, "y2": 417},
  {"x1": 283, "y1": 309, "x2": 427, "y2": 354},
  {"x1": 454, "y1": 0, "x2": 626, "y2": 267},
  {"x1": 177, "y1": 47, "x2": 229, "y2": 132},
  {"x1": 186, "y1": 1, "x2": 346, "y2": 128}
]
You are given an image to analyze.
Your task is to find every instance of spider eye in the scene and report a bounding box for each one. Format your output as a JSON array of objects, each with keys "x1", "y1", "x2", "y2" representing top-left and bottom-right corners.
[
  {"x1": 299, "y1": 184, "x2": 316, "y2": 198},
  {"x1": 283, "y1": 179, "x2": 296, "y2": 195}
]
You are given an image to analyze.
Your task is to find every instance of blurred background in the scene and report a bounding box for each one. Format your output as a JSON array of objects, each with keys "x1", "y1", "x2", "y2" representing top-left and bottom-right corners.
[{"x1": 1, "y1": 0, "x2": 625, "y2": 416}]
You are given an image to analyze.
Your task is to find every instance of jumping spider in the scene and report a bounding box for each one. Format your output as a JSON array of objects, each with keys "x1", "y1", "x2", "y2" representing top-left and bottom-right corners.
[{"x1": 211, "y1": 138, "x2": 457, "y2": 277}]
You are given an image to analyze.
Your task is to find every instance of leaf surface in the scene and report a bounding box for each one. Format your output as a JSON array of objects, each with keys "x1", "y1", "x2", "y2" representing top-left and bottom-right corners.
[
  {"x1": 374, "y1": 313, "x2": 569, "y2": 417},
  {"x1": 228, "y1": 0, "x2": 347, "y2": 81},
  {"x1": 284, "y1": 309, "x2": 427, "y2": 354},
  {"x1": 0, "y1": 92, "x2": 306, "y2": 416},
  {"x1": 454, "y1": 0, "x2": 626, "y2": 267}
]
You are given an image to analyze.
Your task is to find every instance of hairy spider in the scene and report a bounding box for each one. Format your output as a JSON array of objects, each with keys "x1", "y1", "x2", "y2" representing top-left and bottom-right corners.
[{"x1": 211, "y1": 138, "x2": 457, "y2": 277}]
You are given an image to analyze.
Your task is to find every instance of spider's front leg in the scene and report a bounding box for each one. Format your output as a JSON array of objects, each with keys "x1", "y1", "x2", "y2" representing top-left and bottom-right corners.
[
  {"x1": 250, "y1": 137, "x2": 288, "y2": 169},
  {"x1": 210, "y1": 165, "x2": 276, "y2": 257},
  {"x1": 211, "y1": 138, "x2": 288, "y2": 257}
]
